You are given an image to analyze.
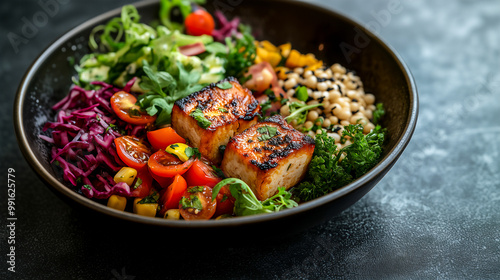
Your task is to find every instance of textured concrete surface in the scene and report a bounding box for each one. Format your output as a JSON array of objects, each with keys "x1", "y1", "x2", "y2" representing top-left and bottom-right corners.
[{"x1": 1, "y1": 0, "x2": 499, "y2": 279}]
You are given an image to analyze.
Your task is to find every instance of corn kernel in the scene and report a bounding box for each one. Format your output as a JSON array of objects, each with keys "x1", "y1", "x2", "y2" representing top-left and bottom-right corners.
[
  {"x1": 114, "y1": 167, "x2": 137, "y2": 186},
  {"x1": 133, "y1": 198, "x2": 158, "y2": 217},
  {"x1": 163, "y1": 209, "x2": 181, "y2": 220},
  {"x1": 107, "y1": 195, "x2": 127, "y2": 211}
]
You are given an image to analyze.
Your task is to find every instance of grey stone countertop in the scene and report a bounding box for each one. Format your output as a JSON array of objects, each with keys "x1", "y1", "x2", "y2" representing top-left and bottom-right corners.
[{"x1": 1, "y1": 0, "x2": 499, "y2": 279}]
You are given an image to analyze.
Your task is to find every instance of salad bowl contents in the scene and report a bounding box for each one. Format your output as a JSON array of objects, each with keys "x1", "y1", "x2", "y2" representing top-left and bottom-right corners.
[{"x1": 15, "y1": 0, "x2": 417, "y2": 232}]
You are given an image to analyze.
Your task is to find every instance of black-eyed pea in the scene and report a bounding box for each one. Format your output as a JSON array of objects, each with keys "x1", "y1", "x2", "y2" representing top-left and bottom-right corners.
[
  {"x1": 280, "y1": 104, "x2": 290, "y2": 116},
  {"x1": 294, "y1": 67, "x2": 304, "y2": 74},
  {"x1": 340, "y1": 120, "x2": 350, "y2": 126},
  {"x1": 284, "y1": 77, "x2": 297, "y2": 90},
  {"x1": 364, "y1": 93, "x2": 375, "y2": 105},
  {"x1": 364, "y1": 109, "x2": 373, "y2": 120},
  {"x1": 337, "y1": 109, "x2": 352, "y2": 121},
  {"x1": 350, "y1": 102, "x2": 360, "y2": 112},
  {"x1": 304, "y1": 70, "x2": 313, "y2": 78},
  {"x1": 317, "y1": 82, "x2": 328, "y2": 91},
  {"x1": 307, "y1": 110, "x2": 319, "y2": 122},
  {"x1": 322, "y1": 118, "x2": 331, "y2": 128},
  {"x1": 363, "y1": 122, "x2": 375, "y2": 134},
  {"x1": 329, "y1": 116, "x2": 339, "y2": 124}
]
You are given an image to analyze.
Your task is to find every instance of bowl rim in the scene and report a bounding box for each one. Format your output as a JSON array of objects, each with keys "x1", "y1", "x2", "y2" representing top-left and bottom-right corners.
[{"x1": 14, "y1": 0, "x2": 418, "y2": 228}]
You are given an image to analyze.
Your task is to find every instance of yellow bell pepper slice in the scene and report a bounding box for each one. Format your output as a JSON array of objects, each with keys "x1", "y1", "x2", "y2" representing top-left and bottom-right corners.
[{"x1": 165, "y1": 143, "x2": 191, "y2": 162}]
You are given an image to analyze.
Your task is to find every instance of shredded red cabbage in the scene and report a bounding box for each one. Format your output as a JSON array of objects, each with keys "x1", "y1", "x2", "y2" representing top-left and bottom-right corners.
[
  {"x1": 212, "y1": 11, "x2": 241, "y2": 42},
  {"x1": 40, "y1": 78, "x2": 143, "y2": 199}
]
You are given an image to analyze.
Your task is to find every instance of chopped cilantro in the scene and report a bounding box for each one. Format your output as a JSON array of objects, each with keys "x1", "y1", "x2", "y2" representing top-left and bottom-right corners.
[
  {"x1": 138, "y1": 191, "x2": 159, "y2": 204},
  {"x1": 180, "y1": 195, "x2": 203, "y2": 210},
  {"x1": 185, "y1": 147, "x2": 201, "y2": 159},
  {"x1": 190, "y1": 108, "x2": 212, "y2": 129},
  {"x1": 372, "y1": 103, "x2": 385, "y2": 124},
  {"x1": 218, "y1": 107, "x2": 228, "y2": 113},
  {"x1": 188, "y1": 186, "x2": 205, "y2": 193},
  {"x1": 257, "y1": 125, "x2": 278, "y2": 141},
  {"x1": 105, "y1": 123, "x2": 117, "y2": 133},
  {"x1": 83, "y1": 185, "x2": 92, "y2": 190},
  {"x1": 132, "y1": 177, "x2": 143, "y2": 190},
  {"x1": 212, "y1": 165, "x2": 225, "y2": 178}
]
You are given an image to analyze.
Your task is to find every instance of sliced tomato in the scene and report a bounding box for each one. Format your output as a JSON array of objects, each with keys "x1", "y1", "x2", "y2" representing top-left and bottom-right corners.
[
  {"x1": 185, "y1": 9, "x2": 215, "y2": 36},
  {"x1": 111, "y1": 91, "x2": 156, "y2": 125},
  {"x1": 179, "y1": 186, "x2": 216, "y2": 220},
  {"x1": 115, "y1": 136, "x2": 152, "y2": 170},
  {"x1": 214, "y1": 185, "x2": 235, "y2": 217},
  {"x1": 159, "y1": 174, "x2": 187, "y2": 216},
  {"x1": 148, "y1": 150, "x2": 195, "y2": 178},
  {"x1": 130, "y1": 167, "x2": 154, "y2": 198},
  {"x1": 147, "y1": 127, "x2": 186, "y2": 151},
  {"x1": 183, "y1": 159, "x2": 222, "y2": 188}
]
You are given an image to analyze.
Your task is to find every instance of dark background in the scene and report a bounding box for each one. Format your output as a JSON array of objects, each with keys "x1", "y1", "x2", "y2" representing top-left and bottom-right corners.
[{"x1": 1, "y1": 0, "x2": 500, "y2": 279}]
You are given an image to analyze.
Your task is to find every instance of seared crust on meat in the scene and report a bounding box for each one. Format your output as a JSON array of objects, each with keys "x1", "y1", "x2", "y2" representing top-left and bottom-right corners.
[
  {"x1": 221, "y1": 115, "x2": 315, "y2": 200},
  {"x1": 172, "y1": 77, "x2": 260, "y2": 164}
]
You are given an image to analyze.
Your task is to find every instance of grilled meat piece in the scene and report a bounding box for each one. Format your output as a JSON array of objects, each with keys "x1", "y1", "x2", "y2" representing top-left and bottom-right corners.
[
  {"x1": 172, "y1": 77, "x2": 260, "y2": 164},
  {"x1": 221, "y1": 115, "x2": 315, "y2": 200}
]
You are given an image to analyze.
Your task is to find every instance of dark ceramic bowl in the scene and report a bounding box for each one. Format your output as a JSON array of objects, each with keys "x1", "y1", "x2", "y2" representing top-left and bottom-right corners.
[{"x1": 14, "y1": 0, "x2": 417, "y2": 238}]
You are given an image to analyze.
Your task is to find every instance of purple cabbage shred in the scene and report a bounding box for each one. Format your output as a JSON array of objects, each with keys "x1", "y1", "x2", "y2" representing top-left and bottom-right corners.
[{"x1": 39, "y1": 79, "x2": 144, "y2": 199}]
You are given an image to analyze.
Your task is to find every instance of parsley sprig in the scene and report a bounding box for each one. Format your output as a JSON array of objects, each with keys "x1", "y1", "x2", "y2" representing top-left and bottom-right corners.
[{"x1": 293, "y1": 124, "x2": 385, "y2": 201}]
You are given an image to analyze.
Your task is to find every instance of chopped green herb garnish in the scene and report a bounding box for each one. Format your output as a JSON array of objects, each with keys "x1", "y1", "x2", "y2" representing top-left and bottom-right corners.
[
  {"x1": 190, "y1": 108, "x2": 212, "y2": 129},
  {"x1": 83, "y1": 185, "x2": 92, "y2": 190},
  {"x1": 185, "y1": 147, "x2": 201, "y2": 159},
  {"x1": 188, "y1": 186, "x2": 205, "y2": 193},
  {"x1": 212, "y1": 165, "x2": 225, "y2": 178},
  {"x1": 216, "y1": 81, "x2": 233, "y2": 90},
  {"x1": 257, "y1": 125, "x2": 278, "y2": 141},
  {"x1": 128, "y1": 108, "x2": 141, "y2": 117},
  {"x1": 218, "y1": 107, "x2": 228, "y2": 113},
  {"x1": 132, "y1": 177, "x2": 143, "y2": 190},
  {"x1": 138, "y1": 191, "x2": 159, "y2": 204},
  {"x1": 372, "y1": 103, "x2": 385, "y2": 124},
  {"x1": 180, "y1": 195, "x2": 203, "y2": 210},
  {"x1": 105, "y1": 123, "x2": 117, "y2": 133}
]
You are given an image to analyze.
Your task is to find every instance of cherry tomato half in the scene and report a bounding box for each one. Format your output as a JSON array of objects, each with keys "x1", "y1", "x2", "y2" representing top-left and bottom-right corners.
[
  {"x1": 159, "y1": 174, "x2": 187, "y2": 216},
  {"x1": 115, "y1": 136, "x2": 152, "y2": 170},
  {"x1": 179, "y1": 186, "x2": 216, "y2": 220},
  {"x1": 111, "y1": 91, "x2": 156, "y2": 125},
  {"x1": 147, "y1": 127, "x2": 186, "y2": 151},
  {"x1": 185, "y1": 9, "x2": 215, "y2": 36},
  {"x1": 214, "y1": 185, "x2": 235, "y2": 217},
  {"x1": 130, "y1": 167, "x2": 154, "y2": 198},
  {"x1": 148, "y1": 150, "x2": 195, "y2": 178},
  {"x1": 183, "y1": 159, "x2": 222, "y2": 188}
]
